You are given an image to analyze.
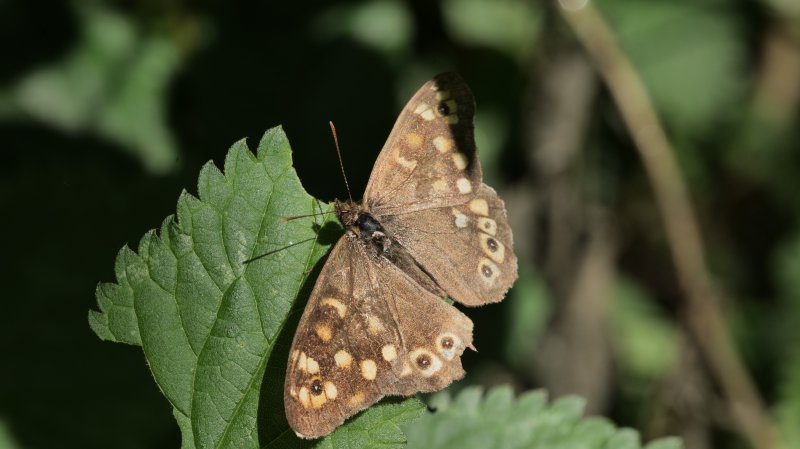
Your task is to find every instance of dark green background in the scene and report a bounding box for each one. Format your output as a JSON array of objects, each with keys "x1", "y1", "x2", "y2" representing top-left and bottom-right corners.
[{"x1": 2, "y1": 1, "x2": 799, "y2": 448}]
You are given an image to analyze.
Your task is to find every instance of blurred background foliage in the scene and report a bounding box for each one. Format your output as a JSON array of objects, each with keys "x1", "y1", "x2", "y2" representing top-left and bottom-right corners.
[{"x1": 1, "y1": 0, "x2": 799, "y2": 448}]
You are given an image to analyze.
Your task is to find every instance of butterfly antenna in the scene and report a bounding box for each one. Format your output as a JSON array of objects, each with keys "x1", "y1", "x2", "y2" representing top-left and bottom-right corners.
[
  {"x1": 329, "y1": 121, "x2": 353, "y2": 202},
  {"x1": 281, "y1": 211, "x2": 327, "y2": 222},
  {"x1": 242, "y1": 237, "x2": 317, "y2": 264}
]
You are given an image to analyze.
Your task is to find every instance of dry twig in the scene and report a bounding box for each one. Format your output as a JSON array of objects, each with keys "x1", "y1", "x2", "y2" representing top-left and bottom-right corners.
[{"x1": 559, "y1": 3, "x2": 783, "y2": 449}]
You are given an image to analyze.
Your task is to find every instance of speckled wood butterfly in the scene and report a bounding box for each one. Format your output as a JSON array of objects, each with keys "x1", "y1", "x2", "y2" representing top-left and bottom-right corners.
[{"x1": 284, "y1": 73, "x2": 518, "y2": 438}]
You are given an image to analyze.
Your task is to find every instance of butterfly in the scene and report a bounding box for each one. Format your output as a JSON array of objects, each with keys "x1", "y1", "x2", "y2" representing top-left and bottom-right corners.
[{"x1": 284, "y1": 72, "x2": 517, "y2": 438}]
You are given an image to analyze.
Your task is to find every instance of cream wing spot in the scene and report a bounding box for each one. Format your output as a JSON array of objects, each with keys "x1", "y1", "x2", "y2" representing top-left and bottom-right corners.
[
  {"x1": 478, "y1": 217, "x2": 497, "y2": 236},
  {"x1": 406, "y1": 132, "x2": 423, "y2": 148},
  {"x1": 413, "y1": 102, "x2": 429, "y2": 115},
  {"x1": 479, "y1": 233, "x2": 506, "y2": 263},
  {"x1": 306, "y1": 356, "x2": 320, "y2": 375},
  {"x1": 457, "y1": 178, "x2": 472, "y2": 194},
  {"x1": 367, "y1": 315, "x2": 385, "y2": 335},
  {"x1": 349, "y1": 391, "x2": 365, "y2": 408},
  {"x1": 298, "y1": 387, "x2": 310, "y2": 408},
  {"x1": 311, "y1": 391, "x2": 327, "y2": 408},
  {"x1": 433, "y1": 136, "x2": 453, "y2": 153},
  {"x1": 478, "y1": 258, "x2": 500, "y2": 286},
  {"x1": 324, "y1": 381, "x2": 338, "y2": 400},
  {"x1": 452, "y1": 152, "x2": 468, "y2": 170},
  {"x1": 469, "y1": 198, "x2": 489, "y2": 216},
  {"x1": 447, "y1": 99, "x2": 457, "y2": 111},
  {"x1": 315, "y1": 324, "x2": 332, "y2": 342},
  {"x1": 435, "y1": 90, "x2": 451, "y2": 100},
  {"x1": 298, "y1": 352, "x2": 307, "y2": 372},
  {"x1": 334, "y1": 350, "x2": 352, "y2": 369},
  {"x1": 452, "y1": 209, "x2": 469, "y2": 228},
  {"x1": 432, "y1": 179, "x2": 448, "y2": 192},
  {"x1": 394, "y1": 150, "x2": 417, "y2": 170},
  {"x1": 381, "y1": 344, "x2": 397, "y2": 362},
  {"x1": 360, "y1": 359, "x2": 378, "y2": 380},
  {"x1": 322, "y1": 297, "x2": 347, "y2": 318},
  {"x1": 421, "y1": 109, "x2": 436, "y2": 121}
]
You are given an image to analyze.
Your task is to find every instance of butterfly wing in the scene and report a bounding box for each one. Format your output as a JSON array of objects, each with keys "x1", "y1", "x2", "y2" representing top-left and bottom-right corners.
[
  {"x1": 284, "y1": 234, "x2": 473, "y2": 439},
  {"x1": 379, "y1": 186, "x2": 517, "y2": 306},
  {"x1": 364, "y1": 72, "x2": 518, "y2": 306},
  {"x1": 364, "y1": 73, "x2": 480, "y2": 214}
]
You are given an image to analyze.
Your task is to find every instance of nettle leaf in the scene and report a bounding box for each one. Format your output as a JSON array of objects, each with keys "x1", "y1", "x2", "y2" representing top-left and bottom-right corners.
[
  {"x1": 88, "y1": 126, "x2": 424, "y2": 449},
  {"x1": 404, "y1": 386, "x2": 683, "y2": 449},
  {"x1": 265, "y1": 398, "x2": 426, "y2": 449}
]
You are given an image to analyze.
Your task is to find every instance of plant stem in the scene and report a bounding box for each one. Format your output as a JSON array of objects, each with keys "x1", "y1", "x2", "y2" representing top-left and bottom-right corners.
[{"x1": 559, "y1": 3, "x2": 783, "y2": 449}]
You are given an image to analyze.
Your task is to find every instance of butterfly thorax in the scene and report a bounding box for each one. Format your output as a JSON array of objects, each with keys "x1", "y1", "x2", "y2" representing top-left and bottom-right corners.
[
  {"x1": 354, "y1": 212, "x2": 383, "y2": 236},
  {"x1": 334, "y1": 198, "x2": 389, "y2": 247}
]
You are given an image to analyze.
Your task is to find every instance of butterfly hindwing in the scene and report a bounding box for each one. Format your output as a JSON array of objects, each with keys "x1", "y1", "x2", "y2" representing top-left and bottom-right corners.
[
  {"x1": 367, "y1": 246, "x2": 473, "y2": 397},
  {"x1": 379, "y1": 185, "x2": 517, "y2": 306}
]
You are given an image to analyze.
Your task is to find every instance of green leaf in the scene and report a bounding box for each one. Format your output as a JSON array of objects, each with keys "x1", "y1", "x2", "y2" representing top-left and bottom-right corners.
[
  {"x1": 504, "y1": 263, "x2": 551, "y2": 371},
  {"x1": 314, "y1": 398, "x2": 425, "y2": 449},
  {"x1": 313, "y1": 0, "x2": 413, "y2": 56},
  {"x1": 404, "y1": 386, "x2": 683, "y2": 449},
  {"x1": 88, "y1": 126, "x2": 424, "y2": 448},
  {"x1": 0, "y1": 419, "x2": 23, "y2": 449},
  {"x1": 611, "y1": 276, "x2": 678, "y2": 382},
  {"x1": 600, "y1": 0, "x2": 747, "y2": 137},
  {"x1": 774, "y1": 233, "x2": 800, "y2": 448},
  {"x1": 442, "y1": 0, "x2": 542, "y2": 63},
  {"x1": 264, "y1": 398, "x2": 426, "y2": 449},
  {"x1": 175, "y1": 409, "x2": 197, "y2": 449},
  {"x1": 776, "y1": 352, "x2": 800, "y2": 449}
]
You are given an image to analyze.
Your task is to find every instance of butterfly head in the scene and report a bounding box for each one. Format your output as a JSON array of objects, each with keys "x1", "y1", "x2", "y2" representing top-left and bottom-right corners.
[{"x1": 334, "y1": 198, "x2": 360, "y2": 227}]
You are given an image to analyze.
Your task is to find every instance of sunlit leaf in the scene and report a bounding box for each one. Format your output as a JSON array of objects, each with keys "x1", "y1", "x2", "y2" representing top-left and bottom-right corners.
[
  {"x1": 404, "y1": 386, "x2": 683, "y2": 449},
  {"x1": 89, "y1": 126, "x2": 423, "y2": 448}
]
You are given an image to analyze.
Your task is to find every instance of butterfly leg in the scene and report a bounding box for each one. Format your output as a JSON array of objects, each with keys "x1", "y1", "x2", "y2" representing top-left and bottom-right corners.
[{"x1": 370, "y1": 231, "x2": 393, "y2": 255}]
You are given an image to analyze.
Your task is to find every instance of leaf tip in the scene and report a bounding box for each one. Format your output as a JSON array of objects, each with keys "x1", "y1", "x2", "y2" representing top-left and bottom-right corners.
[
  {"x1": 88, "y1": 309, "x2": 112, "y2": 340},
  {"x1": 257, "y1": 125, "x2": 291, "y2": 163}
]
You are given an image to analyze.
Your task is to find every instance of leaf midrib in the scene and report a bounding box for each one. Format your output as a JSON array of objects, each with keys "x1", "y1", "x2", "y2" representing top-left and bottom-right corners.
[{"x1": 211, "y1": 198, "x2": 332, "y2": 449}]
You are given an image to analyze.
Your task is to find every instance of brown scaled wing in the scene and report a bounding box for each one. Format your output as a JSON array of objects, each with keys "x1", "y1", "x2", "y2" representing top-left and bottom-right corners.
[
  {"x1": 365, "y1": 73, "x2": 518, "y2": 305},
  {"x1": 284, "y1": 234, "x2": 473, "y2": 438}
]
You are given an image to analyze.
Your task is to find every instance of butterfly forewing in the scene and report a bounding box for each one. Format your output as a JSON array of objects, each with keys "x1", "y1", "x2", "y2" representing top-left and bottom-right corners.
[
  {"x1": 284, "y1": 235, "x2": 473, "y2": 439},
  {"x1": 364, "y1": 73, "x2": 480, "y2": 213},
  {"x1": 284, "y1": 238, "x2": 381, "y2": 438}
]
